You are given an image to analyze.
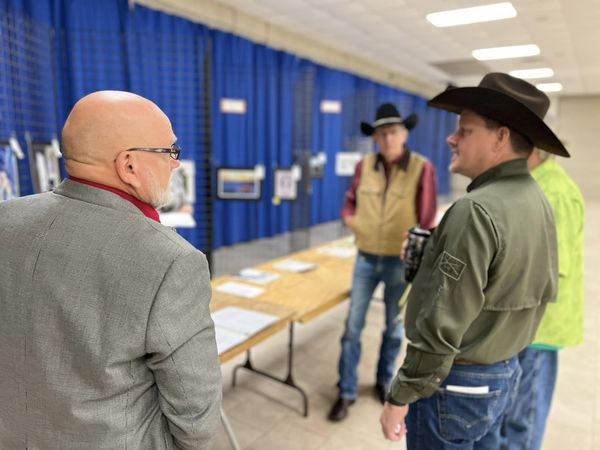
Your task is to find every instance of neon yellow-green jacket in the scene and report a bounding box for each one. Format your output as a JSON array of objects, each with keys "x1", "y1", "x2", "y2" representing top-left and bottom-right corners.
[{"x1": 531, "y1": 159, "x2": 585, "y2": 350}]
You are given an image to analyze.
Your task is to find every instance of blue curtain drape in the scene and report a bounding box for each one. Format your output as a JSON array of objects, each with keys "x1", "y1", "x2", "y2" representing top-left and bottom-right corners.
[
  {"x1": 126, "y1": 5, "x2": 211, "y2": 251},
  {"x1": 1, "y1": 0, "x2": 58, "y2": 195},
  {"x1": 311, "y1": 67, "x2": 356, "y2": 224},
  {"x1": 211, "y1": 31, "x2": 258, "y2": 248},
  {"x1": 1, "y1": 0, "x2": 456, "y2": 252},
  {"x1": 53, "y1": 0, "x2": 129, "y2": 115},
  {"x1": 211, "y1": 31, "x2": 319, "y2": 248}
]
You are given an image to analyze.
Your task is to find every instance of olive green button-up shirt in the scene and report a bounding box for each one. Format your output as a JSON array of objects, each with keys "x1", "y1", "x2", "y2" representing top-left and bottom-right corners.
[{"x1": 388, "y1": 158, "x2": 558, "y2": 405}]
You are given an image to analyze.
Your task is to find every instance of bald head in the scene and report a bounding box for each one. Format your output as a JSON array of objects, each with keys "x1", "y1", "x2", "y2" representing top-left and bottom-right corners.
[
  {"x1": 60, "y1": 91, "x2": 179, "y2": 203},
  {"x1": 62, "y1": 91, "x2": 174, "y2": 168}
]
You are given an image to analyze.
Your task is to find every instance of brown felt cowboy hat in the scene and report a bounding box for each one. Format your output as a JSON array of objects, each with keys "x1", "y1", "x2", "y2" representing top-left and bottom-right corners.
[
  {"x1": 428, "y1": 72, "x2": 569, "y2": 157},
  {"x1": 360, "y1": 103, "x2": 418, "y2": 136}
]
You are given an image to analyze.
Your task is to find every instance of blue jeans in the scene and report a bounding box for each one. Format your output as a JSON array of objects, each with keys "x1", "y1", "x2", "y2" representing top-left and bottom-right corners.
[
  {"x1": 500, "y1": 347, "x2": 558, "y2": 450},
  {"x1": 337, "y1": 251, "x2": 407, "y2": 399},
  {"x1": 406, "y1": 357, "x2": 522, "y2": 450}
]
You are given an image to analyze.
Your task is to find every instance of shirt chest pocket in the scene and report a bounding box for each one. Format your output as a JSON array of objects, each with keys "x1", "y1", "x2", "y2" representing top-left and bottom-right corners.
[
  {"x1": 357, "y1": 186, "x2": 383, "y2": 207},
  {"x1": 357, "y1": 186, "x2": 382, "y2": 197},
  {"x1": 387, "y1": 188, "x2": 407, "y2": 200}
]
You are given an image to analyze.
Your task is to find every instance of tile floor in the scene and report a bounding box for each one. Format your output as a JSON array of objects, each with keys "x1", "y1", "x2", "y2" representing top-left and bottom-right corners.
[{"x1": 212, "y1": 200, "x2": 599, "y2": 450}]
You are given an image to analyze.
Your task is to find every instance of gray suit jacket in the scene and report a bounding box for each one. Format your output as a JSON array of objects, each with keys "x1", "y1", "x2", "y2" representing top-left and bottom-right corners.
[{"x1": 0, "y1": 179, "x2": 222, "y2": 449}]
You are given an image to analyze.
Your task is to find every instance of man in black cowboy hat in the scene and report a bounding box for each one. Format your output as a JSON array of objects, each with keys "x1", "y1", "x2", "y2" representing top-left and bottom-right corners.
[
  {"x1": 380, "y1": 72, "x2": 567, "y2": 448},
  {"x1": 328, "y1": 103, "x2": 438, "y2": 421}
]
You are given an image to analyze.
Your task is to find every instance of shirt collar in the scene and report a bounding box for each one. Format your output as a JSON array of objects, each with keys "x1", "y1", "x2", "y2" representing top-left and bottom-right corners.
[
  {"x1": 467, "y1": 158, "x2": 530, "y2": 192},
  {"x1": 69, "y1": 176, "x2": 161, "y2": 223},
  {"x1": 374, "y1": 147, "x2": 411, "y2": 171}
]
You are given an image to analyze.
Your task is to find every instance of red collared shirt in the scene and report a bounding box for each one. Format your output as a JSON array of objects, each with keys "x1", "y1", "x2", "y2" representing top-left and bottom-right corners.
[
  {"x1": 69, "y1": 177, "x2": 161, "y2": 223},
  {"x1": 341, "y1": 149, "x2": 438, "y2": 229}
]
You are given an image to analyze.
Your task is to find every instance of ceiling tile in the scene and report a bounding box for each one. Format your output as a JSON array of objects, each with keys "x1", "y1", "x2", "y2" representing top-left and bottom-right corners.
[{"x1": 197, "y1": 0, "x2": 600, "y2": 95}]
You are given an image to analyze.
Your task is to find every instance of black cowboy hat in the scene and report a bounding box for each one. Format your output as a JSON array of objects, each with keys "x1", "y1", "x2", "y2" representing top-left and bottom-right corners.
[
  {"x1": 360, "y1": 103, "x2": 418, "y2": 136},
  {"x1": 428, "y1": 72, "x2": 569, "y2": 157}
]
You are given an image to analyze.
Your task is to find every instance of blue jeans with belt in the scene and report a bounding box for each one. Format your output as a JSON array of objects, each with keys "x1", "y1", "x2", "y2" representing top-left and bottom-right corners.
[
  {"x1": 337, "y1": 251, "x2": 407, "y2": 399},
  {"x1": 500, "y1": 347, "x2": 558, "y2": 450},
  {"x1": 406, "y1": 356, "x2": 522, "y2": 450}
]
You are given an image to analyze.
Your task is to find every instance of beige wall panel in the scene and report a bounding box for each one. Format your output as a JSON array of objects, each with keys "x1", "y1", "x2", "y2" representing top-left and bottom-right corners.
[{"x1": 557, "y1": 96, "x2": 600, "y2": 202}]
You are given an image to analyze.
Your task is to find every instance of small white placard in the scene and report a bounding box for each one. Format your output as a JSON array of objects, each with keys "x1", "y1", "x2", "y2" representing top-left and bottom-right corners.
[
  {"x1": 220, "y1": 98, "x2": 247, "y2": 114},
  {"x1": 236, "y1": 268, "x2": 280, "y2": 285},
  {"x1": 274, "y1": 259, "x2": 318, "y2": 273},
  {"x1": 335, "y1": 152, "x2": 363, "y2": 176},
  {"x1": 274, "y1": 169, "x2": 297, "y2": 200},
  {"x1": 320, "y1": 100, "x2": 342, "y2": 114},
  {"x1": 216, "y1": 281, "x2": 265, "y2": 298}
]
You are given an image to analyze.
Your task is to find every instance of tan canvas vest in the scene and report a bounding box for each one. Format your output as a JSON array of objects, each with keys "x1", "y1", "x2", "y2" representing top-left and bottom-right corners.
[{"x1": 353, "y1": 152, "x2": 426, "y2": 255}]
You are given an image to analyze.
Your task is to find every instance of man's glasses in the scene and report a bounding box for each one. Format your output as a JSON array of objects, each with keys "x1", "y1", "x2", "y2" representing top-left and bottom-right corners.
[{"x1": 126, "y1": 143, "x2": 181, "y2": 160}]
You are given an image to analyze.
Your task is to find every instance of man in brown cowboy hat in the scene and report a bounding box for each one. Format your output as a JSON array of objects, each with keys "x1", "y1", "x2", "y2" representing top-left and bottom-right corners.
[
  {"x1": 328, "y1": 103, "x2": 438, "y2": 421},
  {"x1": 379, "y1": 73, "x2": 568, "y2": 448}
]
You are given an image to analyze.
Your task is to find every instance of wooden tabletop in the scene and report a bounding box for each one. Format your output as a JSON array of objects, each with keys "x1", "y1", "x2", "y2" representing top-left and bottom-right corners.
[{"x1": 211, "y1": 237, "x2": 355, "y2": 324}]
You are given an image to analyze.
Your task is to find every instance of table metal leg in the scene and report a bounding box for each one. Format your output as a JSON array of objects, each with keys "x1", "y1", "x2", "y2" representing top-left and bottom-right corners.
[
  {"x1": 220, "y1": 406, "x2": 242, "y2": 450},
  {"x1": 231, "y1": 322, "x2": 309, "y2": 417}
]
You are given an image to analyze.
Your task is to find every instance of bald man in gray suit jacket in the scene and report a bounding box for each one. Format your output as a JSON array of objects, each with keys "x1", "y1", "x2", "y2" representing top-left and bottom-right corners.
[{"x1": 0, "y1": 91, "x2": 221, "y2": 449}]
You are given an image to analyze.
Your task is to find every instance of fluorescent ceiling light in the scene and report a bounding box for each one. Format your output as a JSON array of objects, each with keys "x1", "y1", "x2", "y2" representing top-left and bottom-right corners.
[
  {"x1": 427, "y1": 2, "x2": 517, "y2": 27},
  {"x1": 509, "y1": 68, "x2": 554, "y2": 79},
  {"x1": 472, "y1": 44, "x2": 540, "y2": 61},
  {"x1": 536, "y1": 82, "x2": 563, "y2": 92}
]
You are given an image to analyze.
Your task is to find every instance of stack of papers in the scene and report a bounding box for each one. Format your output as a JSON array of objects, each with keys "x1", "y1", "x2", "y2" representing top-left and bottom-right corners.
[
  {"x1": 235, "y1": 268, "x2": 280, "y2": 285},
  {"x1": 212, "y1": 306, "x2": 280, "y2": 355},
  {"x1": 317, "y1": 246, "x2": 356, "y2": 258},
  {"x1": 158, "y1": 212, "x2": 197, "y2": 228},
  {"x1": 215, "y1": 281, "x2": 265, "y2": 298},
  {"x1": 273, "y1": 259, "x2": 318, "y2": 273}
]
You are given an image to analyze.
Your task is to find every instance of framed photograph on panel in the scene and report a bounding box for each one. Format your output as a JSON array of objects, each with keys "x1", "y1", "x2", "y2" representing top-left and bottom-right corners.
[
  {"x1": 217, "y1": 167, "x2": 261, "y2": 200},
  {"x1": 159, "y1": 160, "x2": 197, "y2": 227},
  {"x1": 26, "y1": 135, "x2": 63, "y2": 193},
  {"x1": 274, "y1": 168, "x2": 297, "y2": 200},
  {"x1": 0, "y1": 141, "x2": 20, "y2": 201}
]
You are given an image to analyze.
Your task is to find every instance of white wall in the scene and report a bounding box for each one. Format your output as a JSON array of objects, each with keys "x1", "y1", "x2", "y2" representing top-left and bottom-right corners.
[
  {"x1": 134, "y1": 0, "x2": 438, "y2": 98},
  {"x1": 447, "y1": 96, "x2": 600, "y2": 203},
  {"x1": 557, "y1": 95, "x2": 600, "y2": 202}
]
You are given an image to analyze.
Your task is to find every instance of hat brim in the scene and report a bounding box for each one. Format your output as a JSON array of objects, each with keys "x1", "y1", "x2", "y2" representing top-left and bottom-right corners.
[
  {"x1": 360, "y1": 113, "x2": 418, "y2": 136},
  {"x1": 428, "y1": 87, "x2": 569, "y2": 157}
]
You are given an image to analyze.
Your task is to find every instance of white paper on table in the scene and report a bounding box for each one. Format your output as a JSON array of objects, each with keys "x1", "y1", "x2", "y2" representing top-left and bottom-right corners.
[
  {"x1": 317, "y1": 246, "x2": 356, "y2": 258},
  {"x1": 214, "y1": 326, "x2": 247, "y2": 355},
  {"x1": 273, "y1": 259, "x2": 318, "y2": 273},
  {"x1": 235, "y1": 268, "x2": 280, "y2": 285},
  {"x1": 215, "y1": 281, "x2": 265, "y2": 298},
  {"x1": 159, "y1": 212, "x2": 197, "y2": 228},
  {"x1": 212, "y1": 306, "x2": 280, "y2": 336}
]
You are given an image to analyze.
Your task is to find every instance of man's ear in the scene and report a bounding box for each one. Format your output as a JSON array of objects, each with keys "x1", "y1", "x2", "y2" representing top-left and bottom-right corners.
[
  {"x1": 494, "y1": 126, "x2": 510, "y2": 152},
  {"x1": 115, "y1": 152, "x2": 142, "y2": 188}
]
